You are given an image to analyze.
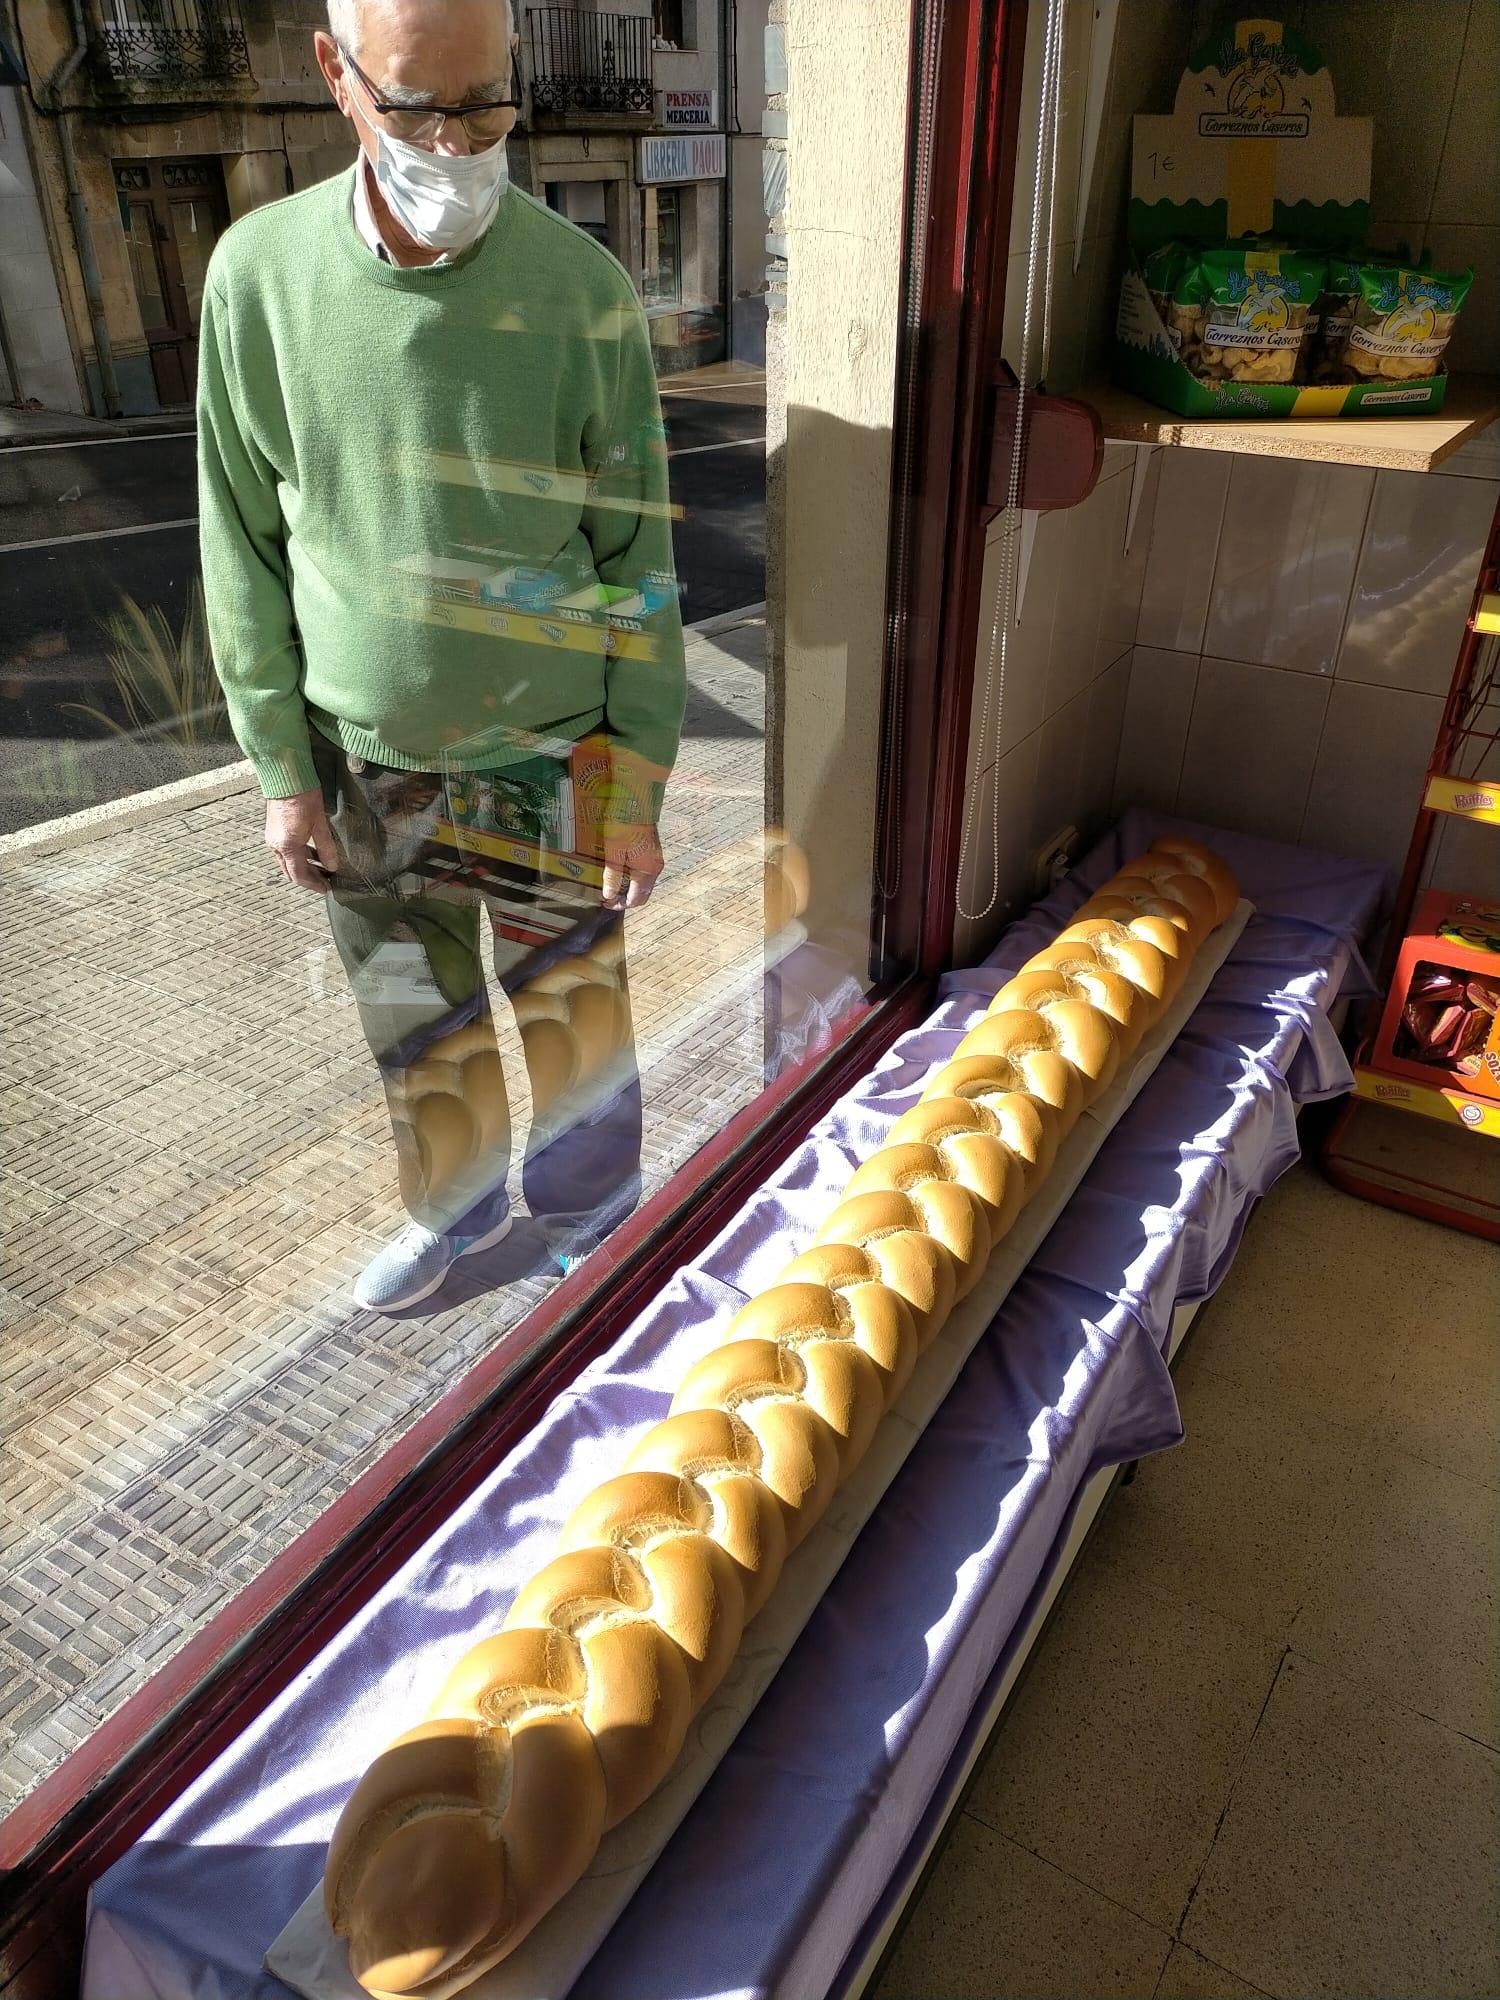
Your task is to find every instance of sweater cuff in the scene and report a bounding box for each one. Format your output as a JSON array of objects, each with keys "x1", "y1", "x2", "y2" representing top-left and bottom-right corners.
[{"x1": 251, "y1": 746, "x2": 322, "y2": 799}]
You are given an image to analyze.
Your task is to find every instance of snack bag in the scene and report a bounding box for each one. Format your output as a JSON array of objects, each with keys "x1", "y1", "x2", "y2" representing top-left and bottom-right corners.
[
  {"x1": 1173, "y1": 246, "x2": 1325, "y2": 385},
  {"x1": 1142, "y1": 241, "x2": 1191, "y2": 344},
  {"x1": 1308, "y1": 250, "x2": 1362, "y2": 382},
  {"x1": 1345, "y1": 262, "x2": 1473, "y2": 382}
]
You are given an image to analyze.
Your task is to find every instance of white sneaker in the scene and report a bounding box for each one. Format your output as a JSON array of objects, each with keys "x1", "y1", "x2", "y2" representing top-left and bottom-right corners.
[{"x1": 352, "y1": 1211, "x2": 513, "y2": 1311}]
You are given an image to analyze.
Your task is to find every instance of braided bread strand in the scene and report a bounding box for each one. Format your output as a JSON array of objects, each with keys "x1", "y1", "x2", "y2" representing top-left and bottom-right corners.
[{"x1": 324, "y1": 837, "x2": 1238, "y2": 1996}]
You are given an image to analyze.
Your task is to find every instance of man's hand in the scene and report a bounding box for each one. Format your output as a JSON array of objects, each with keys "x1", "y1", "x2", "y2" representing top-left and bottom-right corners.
[
  {"x1": 266, "y1": 788, "x2": 339, "y2": 892},
  {"x1": 601, "y1": 822, "x2": 663, "y2": 912}
]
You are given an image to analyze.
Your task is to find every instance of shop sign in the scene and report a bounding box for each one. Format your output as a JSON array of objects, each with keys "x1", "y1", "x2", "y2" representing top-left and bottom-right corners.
[
  {"x1": 638, "y1": 134, "x2": 726, "y2": 184},
  {"x1": 663, "y1": 88, "x2": 717, "y2": 130}
]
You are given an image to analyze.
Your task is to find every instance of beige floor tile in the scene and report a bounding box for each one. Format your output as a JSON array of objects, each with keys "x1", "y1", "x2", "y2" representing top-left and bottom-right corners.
[
  {"x1": 1290, "y1": 1440, "x2": 1500, "y2": 1749},
  {"x1": 1225, "y1": 1164, "x2": 1498, "y2": 1490},
  {"x1": 1153, "y1": 1943, "x2": 1272, "y2": 2000},
  {"x1": 872, "y1": 1814, "x2": 1171, "y2": 2000},
  {"x1": 1183, "y1": 1652, "x2": 1500, "y2": 2000},
  {"x1": 1167, "y1": 1173, "x2": 1409, "y2": 1429},
  {"x1": 1084, "y1": 1351, "x2": 1364, "y2": 1644},
  {"x1": 1370, "y1": 1274, "x2": 1500, "y2": 1497},
  {"x1": 965, "y1": 1555, "x2": 1282, "y2": 1930}
]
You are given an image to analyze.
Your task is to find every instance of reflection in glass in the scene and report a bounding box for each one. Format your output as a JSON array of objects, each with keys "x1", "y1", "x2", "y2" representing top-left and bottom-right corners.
[
  {"x1": 170, "y1": 199, "x2": 212, "y2": 327},
  {"x1": 642, "y1": 186, "x2": 682, "y2": 309},
  {"x1": 0, "y1": 0, "x2": 919, "y2": 1834},
  {"x1": 125, "y1": 201, "x2": 168, "y2": 331}
]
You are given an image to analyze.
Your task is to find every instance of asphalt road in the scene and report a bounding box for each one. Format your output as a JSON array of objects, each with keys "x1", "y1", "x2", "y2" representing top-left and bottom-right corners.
[{"x1": 0, "y1": 377, "x2": 766, "y2": 833}]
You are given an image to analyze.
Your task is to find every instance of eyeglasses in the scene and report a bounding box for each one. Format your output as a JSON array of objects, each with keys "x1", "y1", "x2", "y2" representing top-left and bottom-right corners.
[{"x1": 340, "y1": 45, "x2": 522, "y2": 149}]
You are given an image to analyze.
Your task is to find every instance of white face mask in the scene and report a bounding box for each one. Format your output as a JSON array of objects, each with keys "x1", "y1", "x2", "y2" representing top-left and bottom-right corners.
[{"x1": 372, "y1": 126, "x2": 509, "y2": 252}]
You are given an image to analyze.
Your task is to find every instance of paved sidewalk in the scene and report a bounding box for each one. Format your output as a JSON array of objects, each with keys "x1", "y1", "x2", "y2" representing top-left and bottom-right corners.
[{"x1": 0, "y1": 611, "x2": 768, "y2": 1812}]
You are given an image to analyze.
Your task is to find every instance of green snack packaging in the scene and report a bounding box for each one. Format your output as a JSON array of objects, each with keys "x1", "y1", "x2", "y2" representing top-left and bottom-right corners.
[
  {"x1": 1141, "y1": 242, "x2": 1191, "y2": 347},
  {"x1": 1345, "y1": 262, "x2": 1474, "y2": 382},
  {"x1": 1171, "y1": 245, "x2": 1326, "y2": 385},
  {"x1": 1309, "y1": 250, "x2": 1363, "y2": 382}
]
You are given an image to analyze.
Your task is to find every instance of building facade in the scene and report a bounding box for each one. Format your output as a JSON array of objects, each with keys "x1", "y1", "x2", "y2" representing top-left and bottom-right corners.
[{"x1": 0, "y1": 0, "x2": 768, "y2": 417}]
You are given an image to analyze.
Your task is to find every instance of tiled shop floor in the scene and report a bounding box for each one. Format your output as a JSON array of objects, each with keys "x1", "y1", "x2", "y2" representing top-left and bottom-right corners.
[
  {"x1": 0, "y1": 614, "x2": 779, "y2": 1813},
  {"x1": 871, "y1": 1165, "x2": 1500, "y2": 2000}
]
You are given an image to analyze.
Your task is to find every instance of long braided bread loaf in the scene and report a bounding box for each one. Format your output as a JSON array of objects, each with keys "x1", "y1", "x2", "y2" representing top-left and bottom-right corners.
[{"x1": 324, "y1": 835, "x2": 1238, "y2": 1996}]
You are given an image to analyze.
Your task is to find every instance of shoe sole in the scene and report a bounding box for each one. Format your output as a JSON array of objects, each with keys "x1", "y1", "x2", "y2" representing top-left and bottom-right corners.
[{"x1": 352, "y1": 1212, "x2": 514, "y2": 1312}]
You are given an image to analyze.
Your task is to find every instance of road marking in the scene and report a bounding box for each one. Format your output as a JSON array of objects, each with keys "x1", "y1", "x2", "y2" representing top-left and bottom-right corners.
[
  {"x1": 658, "y1": 374, "x2": 765, "y2": 399},
  {"x1": 667, "y1": 436, "x2": 766, "y2": 458},
  {"x1": 1, "y1": 515, "x2": 198, "y2": 553},
  {"x1": 0, "y1": 441, "x2": 764, "y2": 551},
  {"x1": 0, "y1": 430, "x2": 195, "y2": 453}
]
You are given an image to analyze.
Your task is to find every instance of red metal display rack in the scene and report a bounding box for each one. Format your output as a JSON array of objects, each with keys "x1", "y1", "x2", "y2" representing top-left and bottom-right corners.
[{"x1": 1322, "y1": 488, "x2": 1500, "y2": 1240}]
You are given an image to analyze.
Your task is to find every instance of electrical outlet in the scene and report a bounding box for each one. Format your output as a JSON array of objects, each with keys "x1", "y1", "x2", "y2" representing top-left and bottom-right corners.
[{"x1": 1034, "y1": 826, "x2": 1078, "y2": 897}]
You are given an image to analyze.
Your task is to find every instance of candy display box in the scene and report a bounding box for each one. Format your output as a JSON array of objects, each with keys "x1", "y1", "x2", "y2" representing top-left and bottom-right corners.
[{"x1": 1372, "y1": 892, "x2": 1500, "y2": 1104}]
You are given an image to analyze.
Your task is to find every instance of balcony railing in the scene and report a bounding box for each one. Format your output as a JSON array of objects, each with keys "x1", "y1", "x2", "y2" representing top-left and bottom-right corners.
[
  {"x1": 95, "y1": 0, "x2": 252, "y2": 83},
  {"x1": 527, "y1": 6, "x2": 653, "y2": 118}
]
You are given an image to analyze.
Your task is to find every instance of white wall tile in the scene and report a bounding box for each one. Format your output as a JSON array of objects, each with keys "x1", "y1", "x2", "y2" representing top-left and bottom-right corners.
[
  {"x1": 1081, "y1": 649, "x2": 1131, "y2": 837},
  {"x1": 1083, "y1": 5, "x2": 1193, "y2": 242},
  {"x1": 1137, "y1": 450, "x2": 1233, "y2": 653},
  {"x1": 1432, "y1": 0, "x2": 1500, "y2": 230},
  {"x1": 1309, "y1": 0, "x2": 1470, "y2": 226},
  {"x1": 1087, "y1": 469, "x2": 1131, "y2": 679},
  {"x1": 1177, "y1": 657, "x2": 1330, "y2": 843},
  {"x1": 1100, "y1": 447, "x2": 1160, "y2": 669},
  {"x1": 1439, "y1": 430, "x2": 1500, "y2": 484},
  {"x1": 1203, "y1": 457, "x2": 1374, "y2": 676},
  {"x1": 1001, "y1": 250, "x2": 1030, "y2": 381},
  {"x1": 1046, "y1": 481, "x2": 1111, "y2": 716},
  {"x1": 952, "y1": 730, "x2": 1041, "y2": 967},
  {"x1": 973, "y1": 509, "x2": 1058, "y2": 764},
  {"x1": 1113, "y1": 644, "x2": 1198, "y2": 815},
  {"x1": 1081, "y1": 232, "x2": 1127, "y2": 387},
  {"x1": 1046, "y1": 243, "x2": 1099, "y2": 395},
  {"x1": 1426, "y1": 224, "x2": 1500, "y2": 377},
  {"x1": 1009, "y1": 0, "x2": 1091, "y2": 259},
  {"x1": 1031, "y1": 688, "x2": 1089, "y2": 856},
  {"x1": 1300, "y1": 681, "x2": 1446, "y2": 876},
  {"x1": 1339, "y1": 470, "x2": 1499, "y2": 698}
]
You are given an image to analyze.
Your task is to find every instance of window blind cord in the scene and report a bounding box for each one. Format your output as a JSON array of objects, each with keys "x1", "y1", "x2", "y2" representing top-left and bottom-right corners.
[{"x1": 955, "y1": 0, "x2": 1066, "y2": 924}]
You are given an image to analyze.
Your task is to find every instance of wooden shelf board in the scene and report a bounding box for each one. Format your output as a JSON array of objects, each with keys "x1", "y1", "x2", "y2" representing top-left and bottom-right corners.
[{"x1": 1084, "y1": 374, "x2": 1500, "y2": 474}]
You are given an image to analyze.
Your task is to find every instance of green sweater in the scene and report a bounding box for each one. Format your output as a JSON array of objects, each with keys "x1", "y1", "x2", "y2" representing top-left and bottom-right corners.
[{"x1": 198, "y1": 170, "x2": 685, "y2": 811}]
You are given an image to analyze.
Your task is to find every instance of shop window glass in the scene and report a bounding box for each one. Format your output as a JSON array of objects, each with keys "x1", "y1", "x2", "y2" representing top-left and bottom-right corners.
[
  {"x1": 642, "y1": 185, "x2": 682, "y2": 309},
  {"x1": 652, "y1": 0, "x2": 687, "y2": 49},
  {"x1": 0, "y1": 0, "x2": 954, "y2": 1857}
]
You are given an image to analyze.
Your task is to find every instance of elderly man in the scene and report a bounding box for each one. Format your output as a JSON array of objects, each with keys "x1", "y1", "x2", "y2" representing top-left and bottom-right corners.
[{"x1": 198, "y1": 0, "x2": 684, "y2": 1310}]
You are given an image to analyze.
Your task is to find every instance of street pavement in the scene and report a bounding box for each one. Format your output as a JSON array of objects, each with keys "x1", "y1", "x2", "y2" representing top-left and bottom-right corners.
[
  {"x1": 0, "y1": 367, "x2": 767, "y2": 833},
  {"x1": 0, "y1": 606, "x2": 775, "y2": 1813}
]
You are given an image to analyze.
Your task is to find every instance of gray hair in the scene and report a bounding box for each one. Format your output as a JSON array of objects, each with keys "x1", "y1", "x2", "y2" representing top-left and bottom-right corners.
[{"x1": 328, "y1": 0, "x2": 514, "y2": 62}]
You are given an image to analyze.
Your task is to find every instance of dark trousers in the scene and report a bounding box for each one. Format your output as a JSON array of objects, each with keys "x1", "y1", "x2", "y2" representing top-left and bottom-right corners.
[{"x1": 313, "y1": 737, "x2": 643, "y2": 1243}]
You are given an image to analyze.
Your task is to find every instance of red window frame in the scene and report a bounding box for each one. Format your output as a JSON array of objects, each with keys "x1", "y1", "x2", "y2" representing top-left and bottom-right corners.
[{"x1": 0, "y1": 1, "x2": 1027, "y2": 1987}]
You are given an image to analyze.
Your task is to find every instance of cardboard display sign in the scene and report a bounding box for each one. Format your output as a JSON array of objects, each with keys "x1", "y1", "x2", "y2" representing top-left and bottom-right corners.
[{"x1": 1129, "y1": 17, "x2": 1370, "y2": 252}]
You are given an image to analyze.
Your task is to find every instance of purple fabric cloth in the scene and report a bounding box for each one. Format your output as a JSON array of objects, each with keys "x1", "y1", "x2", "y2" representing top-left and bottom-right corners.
[{"x1": 82, "y1": 814, "x2": 1383, "y2": 2000}]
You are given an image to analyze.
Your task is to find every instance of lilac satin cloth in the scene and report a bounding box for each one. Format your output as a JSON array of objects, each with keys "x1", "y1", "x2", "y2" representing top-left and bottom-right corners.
[{"x1": 82, "y1": 813, "x2": 1384, "y2": 2000}]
